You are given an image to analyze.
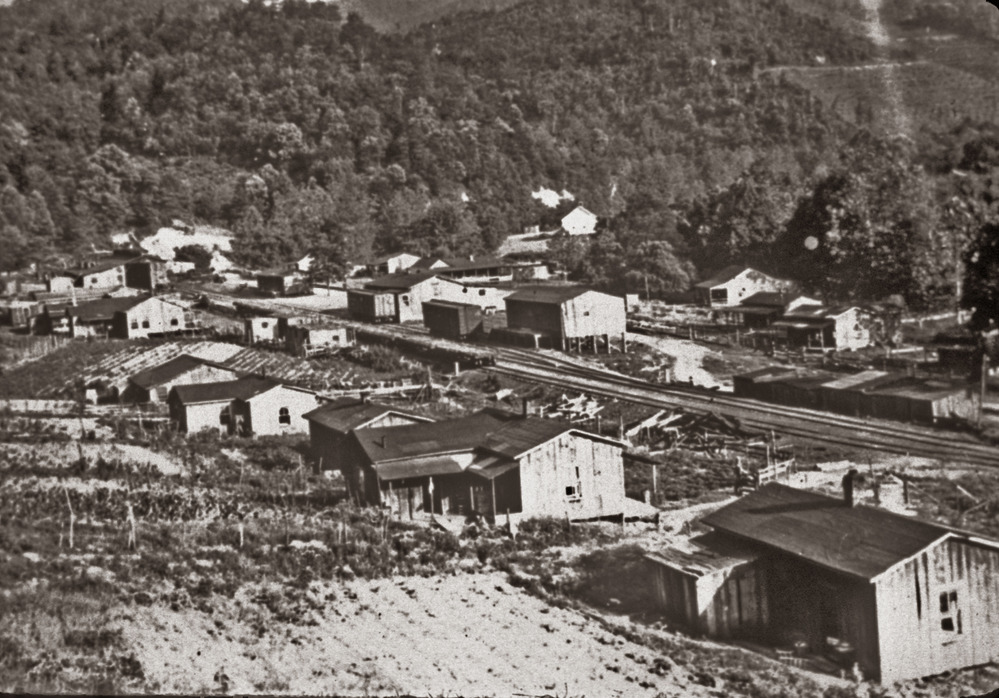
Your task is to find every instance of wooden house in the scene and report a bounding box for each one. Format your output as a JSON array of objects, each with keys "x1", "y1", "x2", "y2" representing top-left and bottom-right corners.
[
  {"x1": 0, "y1": 299, "x2": 41, "y2": 328},
  {"x1": 321, "y1": 408, "x2": 627, "y2": 522},
  {"x1": 422, "y1": 300, "x2": 488, "y2": 340},
  {"x1": 716, "y1": 292, "x2": 820, "y2": 328},
  {"x1": 648, "y1": 482, "x2": 999, "y2": 683},
  {"x1": 285, "y1": 324, "x2": 354, "y2": 357},
  {"x1": 304, "y1": 397, "x2": 433, "y2": 482},
  {"x1": 367, "y1": 252, "x2": 421, "y2": 276},
  {"x1": 772, "y1": 305, "x2": 874, "y2": 352},
  {"x1": 694, "y1": 266, "x2": 796, "y2": 308},
  {"x1": 503, "y1": 286, "x2": 626, "y2": 352},
  {"x1": 560, "y1": 206, "x2": 598, "y2": 236},
  {"x1": 169, "y1": 375, "x2": 318, "y2": 435},
  {"x1": 41, "y1": 296, "x2": 193, "y2": 339},
  {"x1": 126, "y1": 354, "x2": 241, "y2": 403}
]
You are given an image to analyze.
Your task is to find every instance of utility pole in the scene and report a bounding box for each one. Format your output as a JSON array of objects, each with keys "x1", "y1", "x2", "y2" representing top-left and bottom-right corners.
[{"x1": 980, "y1": 349, "x2": 989, "y2": 429}]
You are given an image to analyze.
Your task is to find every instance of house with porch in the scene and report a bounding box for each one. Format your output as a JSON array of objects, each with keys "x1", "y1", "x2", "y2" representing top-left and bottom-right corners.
[
  {"x1": 646, "y1": 481, "x2": 999, "y2": 683},
  {"x1": 694, "y1": 266, "x2": 797, "y2": 308},
  {"x1": 716, "y1": 292, "x2": 820, "y2": 329},
  {"x1": 313, "y1": 408, "x2": 628, "y2": 522},
  {"x1": 771, "y1": 305, "x2": 874, "y2": 351}
]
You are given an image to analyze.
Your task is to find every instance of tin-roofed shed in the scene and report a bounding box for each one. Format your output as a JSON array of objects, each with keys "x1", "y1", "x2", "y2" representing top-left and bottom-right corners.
[{"x1": 503, "y1": 285, "x2": 626, "y2": 352}]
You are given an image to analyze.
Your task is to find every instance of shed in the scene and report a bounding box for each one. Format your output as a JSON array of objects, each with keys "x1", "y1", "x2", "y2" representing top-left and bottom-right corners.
[
  {"x1": 257, "y1": 270, "x2": 304, "y2": 296},
  {"x1": 285, "y1": 324, "x2": 354, "y2": 357},
  {"x1": 676, "y1": 482, "x2": 999, "y2": 683},
  {"x1": 768, "y1": 371, "x2": 838, "y2": 409},
  {"x1": 244, "y1": 316, "x2": 281, "y2": 344},
  {"x1": 422, "y1": 300, "x2": 487, "y2": 340},
  {"x1": 645, "y1": 532, "x2": 765, "y2": 638},
  {"x1": 367, "y1": 252, "x2": 421, "y2": 276},
  {"x1": 865, "y1": 378, "x2": 978, "y2": 424},
  {"x1": 503, "y1": 285, "x2": 626, "y2": 352}
]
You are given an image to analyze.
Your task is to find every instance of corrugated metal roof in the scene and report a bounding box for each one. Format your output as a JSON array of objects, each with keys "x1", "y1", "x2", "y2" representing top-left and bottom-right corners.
[
  {"x1": 129, "y1": 354, "x2": 238, "y2": 390},
  {"x1": 373, "y1": 456, "x2": 465, "y2": 481},
  {"x1": 171, "y1": 375, "x2": 284, "y2": 404},
  {"x1": 303, "y1": 398, "x2": 429, "y2": 432},
  {"x1": 701, "y1": 483, "x2": 950, "y2": 580},
  {"x1": 504, "y1": 285, "x2": 599, "y2": 304}
]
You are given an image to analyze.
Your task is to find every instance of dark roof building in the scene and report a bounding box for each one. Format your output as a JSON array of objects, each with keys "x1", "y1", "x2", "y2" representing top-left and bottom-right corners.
[
  {"x1": 647, "y1": 482, "x2": 999, "y2": 682},
  {"x1": 503, "y1": 285, "x2": 626, "y2": 351},
  {"x1": 127, "y1": 354, "x2": 242, "y2": 403}
]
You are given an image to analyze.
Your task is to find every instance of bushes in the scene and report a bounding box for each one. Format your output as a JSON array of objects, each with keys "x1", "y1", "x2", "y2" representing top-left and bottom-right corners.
[{"x1": 568, "y1": 544, "x2": 658, "y2": 614}]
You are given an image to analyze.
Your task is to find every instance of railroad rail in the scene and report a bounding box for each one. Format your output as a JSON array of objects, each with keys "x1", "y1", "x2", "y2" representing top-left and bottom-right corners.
[{"x1": 488, "y1": 350, "x2": 999, "y2": 468}]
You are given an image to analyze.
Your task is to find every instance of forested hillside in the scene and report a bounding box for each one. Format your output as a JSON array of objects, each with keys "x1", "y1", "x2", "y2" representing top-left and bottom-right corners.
[{"x1": 1, "y1": 0, "x2": 998, "y2": 313}]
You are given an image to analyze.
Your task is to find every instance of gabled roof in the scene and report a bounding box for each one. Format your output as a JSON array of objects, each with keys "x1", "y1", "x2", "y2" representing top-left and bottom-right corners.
[
  {"x1": 694, "y1": 265, "x2": 753, "y2": 289},
  {"x1": 365, "y1": 272, "x2": 447, "y2": 291},
  {"x1": 504, "y1": 285, "x2": 598, "y2": 304},
  {"x1": 129, "y1": 354, "x2": 239, "y2": 390},
  {"x1": 171, "y1": 375, "x2": 286, "y2": 405},
  {"x1": 410, "y1": 256, "x2": 448, "y2": 270},
  {"x1": 562, "y1": 205, "x2": 596, "y2": 219},
  {"x1": 480, "y1": 418, "x2": 575, "y2": 458},
  {"x1": 354, "y1": 410, "x2": 517, "y2": 463},
  {"x1": 303, "y1": 397, "x2": 431, "y2": 433},
  {"x1": 440, "y1": 256, "x2": 507, "y2": 271},
  {"x1": 701, "y1": 483, "x2": 952, "y2": 580},
  {"x1": 65, "y1": 259, "x2": 128, "y2": 277},
  {"x1": 369, "y1": 251, "x2": 419, "y2": 265}
]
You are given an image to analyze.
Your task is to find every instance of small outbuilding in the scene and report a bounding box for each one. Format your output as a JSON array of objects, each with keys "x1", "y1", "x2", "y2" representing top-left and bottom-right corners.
[
  {"x1": 285, "y1": 324, "x2": 354, "y2": 357},
  {"x1": 560, "y1": 206, "x2": 598, "y2": 236},
  {"x1": 40, "y1": 296, "x2": 193, "y2": 339},
  {"x1": 367, "y1": 252, "x2": 422, "y2": 276}
]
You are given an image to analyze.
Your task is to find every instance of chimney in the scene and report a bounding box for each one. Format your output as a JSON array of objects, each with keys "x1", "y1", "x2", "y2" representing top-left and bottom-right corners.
[
  {"x1": 379, "y1": 435, "x2": 387, "y2": 448},
  {"x1": 360, "y1": 390, "x2": 371, "y2": 404},
  {"x1": 521, "y1": 397, "x2": 530, "y2": 417},
  {"x1": 842, "y1": 468, "x2": 859, "y2": 507}
]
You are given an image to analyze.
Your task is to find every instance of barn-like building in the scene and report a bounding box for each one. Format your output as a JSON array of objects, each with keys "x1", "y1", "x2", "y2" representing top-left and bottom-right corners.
[
  {"x1": 502, "y1": 286, "x2": 626, "y2": 352},
  {"x1": 646, "y1": 482, "x2": 999, "y2": 682}
]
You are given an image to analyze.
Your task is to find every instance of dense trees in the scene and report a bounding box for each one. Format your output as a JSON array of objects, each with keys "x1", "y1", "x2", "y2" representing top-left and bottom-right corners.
[{"x1": 0, "y1": 0, "x2": 993, "y2": 310}]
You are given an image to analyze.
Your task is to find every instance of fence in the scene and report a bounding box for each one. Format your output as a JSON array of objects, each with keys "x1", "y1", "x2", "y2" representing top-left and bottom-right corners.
[{"x1": 0, "y1": 334, "x2": 73, "y2": 365}]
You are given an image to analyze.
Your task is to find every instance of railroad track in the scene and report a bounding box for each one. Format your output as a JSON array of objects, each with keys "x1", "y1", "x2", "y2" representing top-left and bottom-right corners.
[{"x1": 489, "y1": 351, "x2": 999, "y2": 468}]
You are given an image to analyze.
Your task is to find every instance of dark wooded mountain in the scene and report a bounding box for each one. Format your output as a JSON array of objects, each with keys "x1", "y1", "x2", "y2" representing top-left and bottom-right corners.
[{"x1": 1, "y1": 0, "x2": 997, "y2": 310}]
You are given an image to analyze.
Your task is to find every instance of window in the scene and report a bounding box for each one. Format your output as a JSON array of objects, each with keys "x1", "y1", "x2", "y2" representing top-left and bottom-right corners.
[
  {"x1": 479, "y1": 289, "x2": 486, "y2": 296},
  {"x1": 279, "y1": 407, "x2": 291, "y2": 425},
  {"x1": 130, "y1": 320, "x2": 138, "y2": 330},
  {"x1": 141, "y1": 320, "x2": 150, "y2": 329},
  {"x1": 219, "y1": 406, "x2": 230, "y2": 425},
  {"x1": 402, "y1": 295, "x2": 410, "y2": 306},
  {"x1": 262, "y1": 321, "x2": 269, "y2": 328},
  {"x1": 940, "y1": 591, "x2": 962, "y2": 633},
  {"x1": 565, "y1": 465, "x2": 582, "y2": 502},
  {"x1": 170, "y1": 318, "x2": 179, "y2": 326}
]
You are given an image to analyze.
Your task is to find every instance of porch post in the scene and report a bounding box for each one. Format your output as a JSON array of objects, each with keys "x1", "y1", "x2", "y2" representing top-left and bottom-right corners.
[{"x1": 491, "y1": 479, "x2": 498, "y2": 522}]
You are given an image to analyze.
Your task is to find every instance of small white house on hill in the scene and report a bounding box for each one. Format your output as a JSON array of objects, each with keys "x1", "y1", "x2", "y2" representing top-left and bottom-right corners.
[
  {"x1": 168, "y1": 376, "x2": 318, "y2": 436},
  {"x1": 695, "y1": 266, "x2": 797, "y2": 307},
  {"x1": 560, "y1": 206, "x2": 598, "y2": 236}
]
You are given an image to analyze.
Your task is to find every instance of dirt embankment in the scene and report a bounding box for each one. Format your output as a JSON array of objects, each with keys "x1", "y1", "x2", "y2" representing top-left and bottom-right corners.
[{"x1": 121, "y1": 572, "x2": 708, "y2": 696}]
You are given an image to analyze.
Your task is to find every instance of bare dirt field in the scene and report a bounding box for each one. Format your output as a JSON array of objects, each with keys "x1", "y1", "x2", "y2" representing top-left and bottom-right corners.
[{"x1": 120, "y1": 572, "x2": 713, "y2": 696}]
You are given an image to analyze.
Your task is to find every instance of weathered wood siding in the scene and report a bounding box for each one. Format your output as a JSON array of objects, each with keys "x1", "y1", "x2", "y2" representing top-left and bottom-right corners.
[
  {"x1": 139, "y1": 364, "x2": 240, "y2": 403},
  {"x1": 765, "y1": 556, "x2": 880, "y2": 680},
  {"x1": 875, "y1": 537, "x2": 999, "y2": 683},
  {"x1": 423, "y1": 301, "x2": 484, "y2": 339},
  {"x1": 114, "y1": 299, "x2": 188, "y2": 339},
  {"x1": 505, "y1": 300, "x2": 562, "y2": 336},
  {"x1": 245, "y1": 317, "x2": 280, "y2": 343},
  {"x1": 517, "y1": 433, "x2": 624, "y2": 520},
  {"x1": 648, "y1": 560, "x2": 769, "y2": 638},
  {"x1": 79, "y1": 266, "x2": 125, "y2": 290},
  {"x1": 172, "y1": 399, "x2": 229, "y2": 435},
  {"x1": 562, "y1": 292, "x2": 626, "y2": 339}
]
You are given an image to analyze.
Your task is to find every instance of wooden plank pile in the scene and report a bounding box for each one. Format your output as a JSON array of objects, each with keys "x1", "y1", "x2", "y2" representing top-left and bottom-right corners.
[{"x1": 537, "y1": 393, "x2": 605, "y2": 423}]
